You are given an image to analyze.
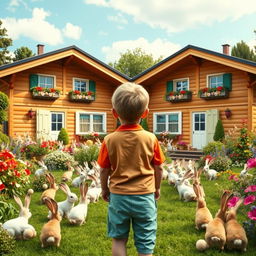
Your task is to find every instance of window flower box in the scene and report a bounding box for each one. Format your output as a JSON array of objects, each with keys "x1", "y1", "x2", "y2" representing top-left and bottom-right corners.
[
  {"x1": 199, "y1": 86, "x2": 229, "y2": 100},
  {"x1": 166, "y1": 90, "x2": 192, "y2": 103},
  {"x1": 68, "y1": 90, "x2": 95, "y2": 103},
  {"x1": 30, "y1": 87, "x2": 60, "y2": 100}
]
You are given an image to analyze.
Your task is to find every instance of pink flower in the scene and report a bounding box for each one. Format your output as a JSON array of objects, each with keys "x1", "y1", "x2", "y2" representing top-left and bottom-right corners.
[
  {"x1": 228, "y1": 175, "x2": 239, "y2": 182},
  {"x1": 248, "y1": 208, "x2": 256, "y2": 220},
  {"x1": 228, "y1": 196, "x2": 240, "y2": 208},
  {"x1": 247, "y1": 158, "x2": 256, "y2": 169},
  {"x1": 244, "y1": 195, "x2": 256, "y2": 205},
  {"x1": 244, "y1": 185, "x2": 256, "y2": 193}
]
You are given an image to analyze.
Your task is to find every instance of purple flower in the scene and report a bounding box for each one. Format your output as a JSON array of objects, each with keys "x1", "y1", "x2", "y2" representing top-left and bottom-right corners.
[
  {"x1": 244, "y1": 195, "x2": 256, "y2": 205},
  {"x1": 247, "y1": 158, "x2": 256, "y2": 169},
  {"x1": 244, "y1": 185, "x2": 256, "y2": 193},
  {"x1": 248, "y1": 208, "x2": 256, "y2": 220},
  {"x1": 228, "y1": 196, "x2": 240, "y2": 208}
]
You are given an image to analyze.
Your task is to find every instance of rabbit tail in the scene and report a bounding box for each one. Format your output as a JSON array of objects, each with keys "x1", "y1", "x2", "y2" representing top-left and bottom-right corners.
[
  {"x1": 201, "y1": 223, "x2": 208, "y2": 229},
  {"x1": 46, "y1": 236, "x2": 55, "y2": 244},
  {"x1": 211, "y1": 237, "x2": 220, "y2": 243},
  {"x1": 234, "y1": 239, "x2": 242, "y2": 246}
]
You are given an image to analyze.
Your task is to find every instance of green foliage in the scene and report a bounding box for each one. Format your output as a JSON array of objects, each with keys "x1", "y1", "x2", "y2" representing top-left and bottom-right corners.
[
  {"x1": 0, "y1": 225, "x2": 16, "y2": 255},
  {"x1": 44, "y1": 150, "x2": 75, "y2": 170},
  {"x1": 74, "y1": 144, "x2": 99, "y2": 168},
  {"x1": 31, "y1": 175, "x2": 47, "y2": 192},
  {"x1": 0, "y1": 110, "x2": 7, "y2": 123},
  {"x1": 140, "y1": 118, "x2": 149, "y2": 131},
  {"x1": 0, "y1": 131, "x2": 9, "y2": 144},
  {"x1": 81, "y1": 133, "x2": 106, "y2": 141},
  {"x1": 109, "y1": 48, "x2": 163, "y2": 77},
  {"x1": 57, "y1": 128, "x2": 69, "y2": 145},
  {"x1": 231, "y1": 40, "x2": 256, "y2": 61},
  {"x1": 13, "y1": 46, "x2": 35, "y2": 62},
  {"x1": 0, "y1": 199, "x2": 18, "y2": 223},
  {"x1": 210, "y1": 156, "x2": 232, "y2": 172},
  {"x1": 0, "y1": 20, "x2": 13, "y2": 66},
  {"x1": 0, "y1": 92, "x2": 9, "y2": 110},
  {"x1": 22, "y1": 143, "x2": 49, "y2": 159},
  {"x1": 202, "y1": 141, "x2": 225, "y2": 155},
  {"x1": 213, "y1": 119, "x2": 225, "y2": 141}
]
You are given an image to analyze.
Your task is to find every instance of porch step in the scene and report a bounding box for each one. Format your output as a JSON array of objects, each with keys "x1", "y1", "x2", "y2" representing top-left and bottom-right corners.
[{"x1": 168, "y1": 150, "x2": 204, "y2": 161}]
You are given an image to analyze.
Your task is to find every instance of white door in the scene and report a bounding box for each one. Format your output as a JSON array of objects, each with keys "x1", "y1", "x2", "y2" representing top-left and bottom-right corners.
[
  {"x1": 50, "y1": 112, "x2": 64, "y2": 140},
  {"x1": 192, "y1": 112, "x2": 206, "y2": 150},
  {"x1": 36, "y1": 109, "x2": 51, "y2": 140}
]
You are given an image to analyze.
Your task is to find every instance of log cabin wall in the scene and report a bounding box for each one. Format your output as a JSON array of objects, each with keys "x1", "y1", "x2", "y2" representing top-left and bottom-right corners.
[
  {"x1": 11, "y1": 59, "x2": 117, "y2": 139},
  {"x1": 146, "y1": 58, "x2": 249, "y2": 145}
]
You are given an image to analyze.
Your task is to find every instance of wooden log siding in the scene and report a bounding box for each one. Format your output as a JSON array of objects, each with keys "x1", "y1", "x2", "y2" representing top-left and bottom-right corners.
[
  {"x1": 147, "y1": 59, "x2": 250, "y2": 145},
  {"x1": 10, "y1": 60, "x2": 117, "y2": 139}
]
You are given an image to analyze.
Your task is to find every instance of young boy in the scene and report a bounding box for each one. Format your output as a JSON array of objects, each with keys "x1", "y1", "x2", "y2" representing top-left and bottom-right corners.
[{"x1": 97, "y1": 82, "x2": 165, "y2": 256}]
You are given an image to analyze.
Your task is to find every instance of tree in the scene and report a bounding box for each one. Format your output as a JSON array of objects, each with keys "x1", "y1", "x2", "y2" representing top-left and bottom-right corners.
[
  {"x1": 213, "y1": 119, "x2": 225, "y2": 142},
  {"x1": 231, "y1": 40, "x2": 256, "y2": 61},
  {"x1": 109, "y1": 48, "x2": 163, "y2": 77},
  {"x1": 0, "y1": 20, "x2": 12, "y2": 65},
  {"x1": 57, "y1": 128, "x2": 69, "y2": 145},
  {"x1": 13, "y1": 46, "x2": 35, "y2": 62}
]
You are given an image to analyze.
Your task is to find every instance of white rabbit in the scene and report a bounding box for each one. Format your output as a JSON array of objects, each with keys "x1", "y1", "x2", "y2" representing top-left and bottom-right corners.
[
  {"x1": 239, "y1": 163, "x2": 252, "y2": 178},
  {"x1": 203, "y1": 159, "x2": 217, "y2": 180},
  {"x1": 35, "y1": 161, "x2": 48, "y2": 178},
  {"x1": 68, "y1": 183, "x2": 90, "y2": 225},
  {"x1": 87, "y1": 175, "x2": 102, "y2": 203},
  {"x1": 3, "y1": 192, "x2": 36, "y2": 240},
  {"x1": 167, "y1": 139, "x2": 173, "y2": 151},
  {"x1": 71, "y1": 163, "x2": 90, "y2": 187},
  {"x1": 48, "y1": 183, "x2": 78, "y2": 219}
]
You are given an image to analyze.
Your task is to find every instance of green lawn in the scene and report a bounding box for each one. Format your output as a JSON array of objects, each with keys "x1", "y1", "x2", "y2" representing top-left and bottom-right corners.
[{"x1": 6, "y1": 172, "x2": 256, "y2": 256}]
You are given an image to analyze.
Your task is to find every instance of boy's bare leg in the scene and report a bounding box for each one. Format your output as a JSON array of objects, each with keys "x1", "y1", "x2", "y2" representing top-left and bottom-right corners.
[{"x1": 112, "y1": 238, "x2": 128, "y2": 256}]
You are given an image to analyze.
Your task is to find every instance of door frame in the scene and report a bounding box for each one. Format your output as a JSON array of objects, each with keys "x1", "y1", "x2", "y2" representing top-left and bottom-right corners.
[
  {"x1": 50, "y1": 111, "x2": 65, "y2": 140},
  {"x1": 192, "y1": 111, "x2": 206, "y2": 150}
]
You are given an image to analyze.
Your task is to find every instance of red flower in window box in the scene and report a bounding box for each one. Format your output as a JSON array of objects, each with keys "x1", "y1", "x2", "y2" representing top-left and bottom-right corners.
[
  {"x1": 180, "y1": 90, "x2": 186, "y2": 94},
  {"x1": 87, "y1": 91, "x2": 93, "y2": 96},
  {"x1": 169, "y1": 92, "x2": 174, "y2": 96},
  {"x1": 202, "y1": 88, "x2": 208, "y2": 93},
  {"x1": 50, "y1": 88, "x2": 56, "y2": 93},
  {"x1": 35, "y1": 86, "x2": 43, "y2": 91},
  {"x1": 74, "y1": 90, "x2": 81, "y2": 95},
  {"x1": 217, "y1": 86, "x2": 224, "y2": 91}
]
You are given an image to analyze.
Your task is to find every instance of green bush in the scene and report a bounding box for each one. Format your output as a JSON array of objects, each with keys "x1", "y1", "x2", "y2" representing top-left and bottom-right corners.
[
  {"x1": 210, "y1": 156, "x2": 232, "y2": 172},
  {"x1": 140, "y1": 118, "x2": 149, "y2": 131},
  {"x1": 0, "y1": 225, "x2": 16, "y2": 255},
  {"x1": 74, "y1": 144, "x2": 99, "y2": 168},
  {"x1": 57, "y1": 128, "x2": 69, "y2": 145},
  {"x1": 213, "y1": 119, "x2": 225, "y2": 141},
  {"x1": 31, "y1": 175, "x2": 47, "y2": 192},
  {"x1": 44, "y1": 150, "x2": 75, "y2": 170},
  {"x1": 0, "y1": 92, "x2": 9, "y2": 110},
  {"x1": 0, "y1": 132, "x2": 9, "y2": 144},
  {"x1": 203, "y1": 141, "x2": 225, "y2": 155},
  {"x1": 22, "y1": 143, "x2": 50, "y2": 159},
  {"x1": 0, "y1": 199, "x2": 18, "y2": 223},
  {"x1": 0, "y1": 110, "x2": 7, "y2": 123}
]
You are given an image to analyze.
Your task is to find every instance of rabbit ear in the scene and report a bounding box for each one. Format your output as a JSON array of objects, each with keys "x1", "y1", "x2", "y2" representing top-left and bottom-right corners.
[
  {"x1": 14, "y1": 195, "x2": 23, "y2": 208},
  {"x1": 193, "y1": 184, "x2": 199, "y2": 197},
  {"x1": 82, "y1": 183, "x2": 88, "y2": 198},
  {"x1": 24, "y1": 193, "x2": 31, "y2": 208},
  {"x1": 198, "y1": 168, "x2": 203, "y2": 177},
  {"x1": 44, "y1": 197, "x2": 53, "y2": 212},
  {"x1": 205, "y1": 158, "x2": 209, "y2": 165},
  {"x1": 220, "y1": 191, "x2": 233, "y2": 213},
  {"x1": 49, "y1": 198, "x2": 58, "y2": 216},
  {"x1": 59, "y1": 183, "x2": 68, "y2": 194}
]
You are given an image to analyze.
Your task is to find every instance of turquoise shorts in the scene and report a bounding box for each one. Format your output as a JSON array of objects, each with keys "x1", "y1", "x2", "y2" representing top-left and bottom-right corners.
[{"x1": 108, "y1": 193, "x2": 157, "y2": 255}]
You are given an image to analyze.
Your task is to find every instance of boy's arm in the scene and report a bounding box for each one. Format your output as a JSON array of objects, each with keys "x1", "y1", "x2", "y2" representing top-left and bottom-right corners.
[
  {"x1": 100, "y1": 167, "x2": 111, "y2": 202},
  {"x1": 154, "y1": 164, "x2": 163, "y2": 200}
]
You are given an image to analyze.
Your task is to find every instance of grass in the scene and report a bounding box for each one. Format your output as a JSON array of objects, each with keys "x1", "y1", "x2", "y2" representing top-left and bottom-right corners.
[{"x1": 5, "y1": 171, "x2": 256, "y2": 256}]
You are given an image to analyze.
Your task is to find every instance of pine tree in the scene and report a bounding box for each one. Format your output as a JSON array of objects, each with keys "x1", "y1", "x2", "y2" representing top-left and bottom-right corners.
[
  {"x1": 0, "y1": 20, "x2": 13, "y2": 65},
  {"x1": 213, "y1": 119, "x2": 225, "y2": 141},
  {"x1": 57, "y1": 128, "x2": 69, "y2": 145},
  {"x1": 231, "y1": 40, "x2": 256, "y2": 61},
  {"x1": 140, "y1": 118, "x2": 149, "y2": 131}
]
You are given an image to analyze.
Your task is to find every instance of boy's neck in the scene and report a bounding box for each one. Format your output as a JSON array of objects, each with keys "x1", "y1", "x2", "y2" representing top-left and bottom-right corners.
[{"x1": 119, "y1": 118, "x2": 140, "y2": 126}]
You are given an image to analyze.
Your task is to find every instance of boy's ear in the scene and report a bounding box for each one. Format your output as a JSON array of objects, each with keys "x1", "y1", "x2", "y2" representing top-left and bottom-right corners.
[
  {"x1": 112, "y1": 108, "x2": 119, "y2": 119},
  {"x1": 141, "y1": 108, "x2": 149, "y2": 118}
]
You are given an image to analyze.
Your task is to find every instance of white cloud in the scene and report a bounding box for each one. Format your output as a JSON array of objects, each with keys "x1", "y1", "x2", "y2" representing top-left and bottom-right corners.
[
  {"x1": 108, "y1": 13, "x2": 128, "y2": 25},
  {"x1": 63, "y1": 23, "x2": 82, "y2": 40},
  {"x1": 7, "y1": 0, "x2": 30, "y2": 12},
  {"x1": 85, "y1": 0, "x2": 256, "y2": 33},
  {"x1": 102, "y1": 37, "x2": 181, "y2": 63}
]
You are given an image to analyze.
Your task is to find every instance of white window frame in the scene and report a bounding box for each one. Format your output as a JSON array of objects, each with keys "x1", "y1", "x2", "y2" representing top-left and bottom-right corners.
[
  {"x1": 73, "y1": 78, "x2": 89, "y2": 92},
  {"x1": 37, "y1": 73, "x2": 56, "y2": 88},
  {"x1": 173, "y1": 77, "x2": 189, "y2": 91},
  {"x1": 75, "y1": 111, "x2": 107, "y2": 135},
  {"x1": 50, "y1": 112, "x2": 65, "y2": 132},
  {"x1": 153, "y1": 112, "x2": 182, "y2": 135},
  {"x1": 206, "y1": 73, "x2": 224, "y2": 88}
]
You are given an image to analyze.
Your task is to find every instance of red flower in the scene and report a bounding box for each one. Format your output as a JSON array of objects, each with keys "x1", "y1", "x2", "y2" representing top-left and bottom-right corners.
[
  {"x1": 14, "y1": 170, "x2": 21, "y2": 177},
  {"x1": 244, "y1": 195, "x2": 256, "y2": 205},
  {"x1": 87, "y1": 91, "x2": 93, "y2": 96},
  {"x1": 0, "y1": 183, "x2": 5, "y2": 191},
  {"x1": 180, "y1": 90, "x2": 186, "y2": 94},
  {"x1": 202, "y1": 88, "x2": 208, "y2": 93},
  {"x1": 228, "y1": 196, "x2": 240, "y2": 208},
  {"x1": 244, "y1": 185, "x2": 256, "y2": 193},
  {"x1": 217, "y1": 86, "x2": 223, "y2": 91},
  {"x1": 25, "y1": 169, "x2": 31, "y2": 175},
  {"x1": 169, "y1": 92, "x2": 174, "y2": 96},
  {"x1": 0, "y1": 150, "x2": 14, "y2": 160},
  {"x1": 74, "y1": 90, "x2": 81, "y2": 95},
  {"x1": 248, "y1": 208, "x2": 256, "y2": 220},
  {"x1": 50, "y1": 88, "x2": 56, "y2": 93},
  {"x1": 35, "y1": 87, "x2": 43, "y2": 91},
  {"x1": 41, "y1": 141, "x2": 48, "y2": 148}
]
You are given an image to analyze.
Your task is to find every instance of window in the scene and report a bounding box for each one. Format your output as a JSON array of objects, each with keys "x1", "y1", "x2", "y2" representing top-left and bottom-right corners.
[
  {"x1": 76, "y1": 112, "x2": 106, "y2": 134},
  {"x1": 73, "y1": 78, "x2": 89, "y2": 92},
  {"x1": 153, "y1": 112, "x2": 182, "y2": 134},
  {"x1": 38, "y1": 75, "x2": 54, "y2": 88},
  {"x1": 174, "y1": 78, "x2": 189, "y2": 91},
  {"x1": 51, "y1": 112, "x2": 64, "y2": 131},
  {"x1": 208, "y1": 74, "x2": 223, "y2": 89}
]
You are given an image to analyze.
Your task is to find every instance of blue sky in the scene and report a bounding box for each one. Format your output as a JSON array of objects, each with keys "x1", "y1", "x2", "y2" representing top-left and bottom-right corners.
[{"x1": 0, "y1": 0, "x2": 256, "y2": 64}]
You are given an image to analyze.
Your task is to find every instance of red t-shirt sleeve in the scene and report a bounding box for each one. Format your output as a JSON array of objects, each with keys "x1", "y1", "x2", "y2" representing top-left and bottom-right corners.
[
  {"x1": 152, "y1": 138, "x2": 166, "y2": 165},
  {"x1": 97, "y1": 141, "x2": 111, "y2": 168}
]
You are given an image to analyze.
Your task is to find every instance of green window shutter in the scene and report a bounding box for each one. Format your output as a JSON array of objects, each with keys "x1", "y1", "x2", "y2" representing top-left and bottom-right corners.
[
  {"x1": 223, "y1": 73, "x2": 232, "y2": 91},
  {"x1": 89, "y1": 80, "x2": 96, "y2": 99},
  {"x1": 166, "y1": 80, "x2": 173, "y2": 100},
  {"x1": 29, "y1": 74, "x2": 38, "y2": 90}
]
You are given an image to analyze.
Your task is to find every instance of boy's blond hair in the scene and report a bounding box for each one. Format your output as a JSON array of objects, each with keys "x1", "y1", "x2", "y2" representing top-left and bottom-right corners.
[{"x1": 112, "y1": 82, "x2": 149, "y2": 123}]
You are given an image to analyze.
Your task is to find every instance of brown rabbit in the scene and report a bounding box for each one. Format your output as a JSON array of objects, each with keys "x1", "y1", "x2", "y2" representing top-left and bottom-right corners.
[
  {"x1": 61, "y1": 161, "x2": 74, "y2": 182},
  {"x1": 193, "y1": 184, "x2": 213, "y2": 230},
  {"x1": 41, "y1": 173, "x2": 59, "y2": 203},
  {"x1": 205, "y1": 191, "x2": 233, "y2": 250},
  {"x1": 225, "y1": 198, "x2": 248, "y2": 251},
  {"x1": 40, "y1": 197, "x2": 62, "y2": 248}
]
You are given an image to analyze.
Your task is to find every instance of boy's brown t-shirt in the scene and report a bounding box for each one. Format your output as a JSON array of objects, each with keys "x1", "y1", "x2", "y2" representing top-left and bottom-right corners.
[{"x1": 97, "y1": 124, "x2": 165, "y2": 195}]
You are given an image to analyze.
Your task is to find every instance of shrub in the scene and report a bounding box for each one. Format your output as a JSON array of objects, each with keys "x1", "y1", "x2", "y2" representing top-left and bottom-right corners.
[
  {"x1": 213, "y1": 119, "x2": 225, "y2": 141},
  {"x1": 0, "y1": 110, "x2": 7, "y2": 123},
  {"x1": 202, "y1": 141, "x2": 225, "y2": 156},
  {"x1": 44, "y1": 150, "x2": 75, "y2": 170},
  {"x1": 31, "y1": 175, "x2": 47, "y2": 192},
  {"x1": 140, "y1": 118, "x2": 149, "y2": 131},
  {"x1": 0, "y1": 225, "x2": 15, "y2": 255},
  {"x1": 0, "y1": 132, "x2": 9, "y2": 145},
  {"x1": 0, "y1": 92, "x2": 9, "y2": 110},
  {"x1": 57, "y1": 128, "x2": 69, "y2": 145},
  {"x1": 210, "y1": 156, "x2": 232, "y2": 172},
  {"x1": 0, "y1": 199, "x2": 18, "y2": 223},
  {"x1": 74, "y1": 144, "x2": 99, "y2": 168}
]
